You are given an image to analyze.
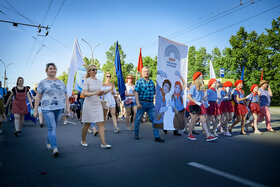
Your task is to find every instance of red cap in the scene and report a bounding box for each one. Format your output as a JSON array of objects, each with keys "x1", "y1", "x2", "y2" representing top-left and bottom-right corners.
[
  {"x1": 223, "y1": 81, "x2": 233, "y2": 87},
  {"x1": 208, "y1": 78, "x2": 217, "y2": 88},
  {"x1": 250, "y1": 84, "x2": 258, "y2": 92},
  {"x1": 234, "y1": 80, "x2": 243, "y2": 87},
  {"x1": 193, "y1": 72, "x2": 202, "y2": 81}
]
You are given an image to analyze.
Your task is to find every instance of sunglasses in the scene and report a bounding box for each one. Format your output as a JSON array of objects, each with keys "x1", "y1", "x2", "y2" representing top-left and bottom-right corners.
[
  {"x1": 91, "y1": 69, "x2": 97, "y2": 71},
  {"x1": 106, "y1": 76, "x2": 111, "y2": 77}
]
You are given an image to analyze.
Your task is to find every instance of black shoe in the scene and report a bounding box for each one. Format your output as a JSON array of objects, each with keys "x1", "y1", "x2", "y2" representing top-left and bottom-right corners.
[
  {"x1": 173, "y1": 131, "x2": 182, "y2": 136},
  {"x1": 155, "y1": 137, "x2": 165, "y2": 143},
  {"x1": 163, "y1": 130, "x2": 168, "y2": 134},
  {"x1": 40, "y1": 124, "x2": 43, "y2": 128},
  {"x1": 135, "y1": 135, "x2": 140, "y2": 140},
  {"x1": 192, "y1": 130, "x2": 200, "y2": 135},
  {"x1": 14, "y1": 131, "x2": 20, "y2": 136}
]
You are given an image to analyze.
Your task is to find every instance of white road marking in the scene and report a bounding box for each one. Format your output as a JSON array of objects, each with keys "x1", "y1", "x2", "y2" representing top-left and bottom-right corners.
[{"x1": 187, "y1": 162, "x2": 267, "y2": 187}]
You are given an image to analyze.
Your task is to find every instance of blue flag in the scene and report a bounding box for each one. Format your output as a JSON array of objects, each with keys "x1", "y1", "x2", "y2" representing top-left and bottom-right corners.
[
  {"x1": 114, "y1": 41, "x2": 126, "y2": 101},
  {"x1": 241, "y1": 66, "x2": 245, "y2": 81}
]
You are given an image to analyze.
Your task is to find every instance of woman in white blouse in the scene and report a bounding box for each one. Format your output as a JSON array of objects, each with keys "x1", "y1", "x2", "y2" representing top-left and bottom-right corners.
[{"x1": 102, "y1": 72, "x2": 120, "y2": 133}]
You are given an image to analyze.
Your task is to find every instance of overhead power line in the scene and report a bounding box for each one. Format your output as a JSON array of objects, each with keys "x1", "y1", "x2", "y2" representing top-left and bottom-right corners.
[
  {"x1": 0, "y1": 19, "x2": 49, "y2": 29},
  {"x1": 125, "y1": 0, "x2": 259, "y2": 60},
  {"x1": 126, "y1": 3, "x2": 280, "y2": 64},
  {"x1": 3, "y1": 0, "x2": 39, "y2": 25},
  {"x1": 50, "y1": 0, "x2": 66, "y2": 27}
]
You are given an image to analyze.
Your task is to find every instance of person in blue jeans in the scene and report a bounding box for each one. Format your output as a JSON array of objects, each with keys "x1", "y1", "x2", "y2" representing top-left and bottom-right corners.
[
  {"x1": 134, "y1": 67, "x2": 165, "y2": 142},
  {"x1": 34, "y1": 63, "x2": 70, "y2": 157}
]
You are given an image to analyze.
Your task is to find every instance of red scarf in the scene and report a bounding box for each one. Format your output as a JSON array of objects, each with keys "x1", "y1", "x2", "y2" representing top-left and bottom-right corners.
[
  {"x1": 160, "y1": 88, "x2": 166, "y2": 102},
  {"x1": 236, "y1": 88, "x2": 244, "y2": 95},
  {"x1": 210, "y1": 87, "x2": 216, "y2": 92},
  {"x1": 174, "y1": 92, "x2": 181, "y2": 99},
  {"x1": 252, "y1": 91, "x2": 258, "y2": 97}
]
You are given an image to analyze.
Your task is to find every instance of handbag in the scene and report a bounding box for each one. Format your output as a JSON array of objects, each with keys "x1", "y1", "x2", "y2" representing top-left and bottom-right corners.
[{"x1": 124, "y1": 98, "x2": 133, "y2": 105}]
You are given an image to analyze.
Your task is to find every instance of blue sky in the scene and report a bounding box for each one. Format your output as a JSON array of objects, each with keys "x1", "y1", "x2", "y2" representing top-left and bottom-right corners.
[{"x1": 0, "y1": 0, "x2": 279, "y2": 88}]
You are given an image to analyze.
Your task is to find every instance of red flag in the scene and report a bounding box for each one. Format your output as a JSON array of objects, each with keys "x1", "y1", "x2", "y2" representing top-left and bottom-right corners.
[
  {"x1": 137, "y1": 48, "x2": 143, "y2": 76},
  {"x1": 260, "y1": 69, "x2": 263, "y2": 81}
]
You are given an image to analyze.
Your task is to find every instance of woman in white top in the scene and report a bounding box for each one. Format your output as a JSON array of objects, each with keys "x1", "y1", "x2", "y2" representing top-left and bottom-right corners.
[
  {"x1": 102, "y1": 72, "x2": 120, "y2": 133},
  {"x1": 124, "y1": 75, "x2": 137, "y2": 130},
  {"x1": 81, "y1": 64, "x2": 111, "y2": 149}
]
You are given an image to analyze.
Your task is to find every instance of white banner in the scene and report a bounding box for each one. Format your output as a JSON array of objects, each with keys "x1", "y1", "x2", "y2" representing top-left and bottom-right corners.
[
  {"x1": 210, "y1": 60, "x2": 216, "y2": 79},
  {"x1": 67, "y1": 38, "x2": 85, "y2": 97},
  {"x1": 154, "y1": 36, "x2": 188, "y2": 130},
  {"x1": 74, "y1": 66, "x2": 104, "y2": 92}
]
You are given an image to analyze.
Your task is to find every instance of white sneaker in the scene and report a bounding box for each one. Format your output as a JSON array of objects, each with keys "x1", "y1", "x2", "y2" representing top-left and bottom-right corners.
[
  {"x1": 114, "y1": 128, "x2": 121, "y2": 133},
  {"x1": 46, "y1": 144, "x2": 51, "y2": 150},
  {"x1": 101, "y1": 144, "x2": 111, "y2": 149},
  {"x1": 52, "y1": 148, "x2": 59, "y2": 157},
  {"x1": 213, "y1": 131, "x2": 219, "y2": 137},
  {"x1": 223, "y1": 131, "x2": 232, "y2": 137},
  {"x1": 81, "y1": 141, "x2": 88, "y2": 147},
  {"x1": 64, "y1": 121, "x2": 67, "y2": 125}
]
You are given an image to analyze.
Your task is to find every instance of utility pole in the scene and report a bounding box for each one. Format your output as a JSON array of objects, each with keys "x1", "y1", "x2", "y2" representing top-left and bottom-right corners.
[{"x1": 0, "y1": 59, "x2": 13, "y2": 88}]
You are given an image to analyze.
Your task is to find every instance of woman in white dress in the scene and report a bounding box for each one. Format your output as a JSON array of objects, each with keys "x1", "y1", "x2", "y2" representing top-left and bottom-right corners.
[
  {"x1": 81, "y1": 64, "x2": 111, "y2": 149},
  {"x1": 102, "y1": 72, "x2": 120, "y2": 133}
]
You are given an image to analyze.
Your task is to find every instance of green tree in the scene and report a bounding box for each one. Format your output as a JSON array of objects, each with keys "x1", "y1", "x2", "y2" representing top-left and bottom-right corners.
[
  {"x1": 102, "y1": 42, "x2": 135, "y2": 87},
  {"x1": 57, "y1": 71, "x2": 68, "y2": 85},
  {"x1": 187, "y1": 46, "x2": 209, "y2": 81},
  {"x1": 141, "y1": 56, "x2": 157, "y2": 83},
  {"x1": 263, "y1": 17, "x2": 280, "y2": 105},
  {"x1": 83, "y1": 57, "x2": 101, "y2": 69}
]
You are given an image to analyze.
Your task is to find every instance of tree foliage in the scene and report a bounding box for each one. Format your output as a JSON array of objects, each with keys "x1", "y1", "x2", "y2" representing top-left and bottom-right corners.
[
  {"x1": 102, "y1": 42, "x2": 135, "y2": 87},
  {"x1": 57, "y1": 17, "x2": 280, "y2": 105}
]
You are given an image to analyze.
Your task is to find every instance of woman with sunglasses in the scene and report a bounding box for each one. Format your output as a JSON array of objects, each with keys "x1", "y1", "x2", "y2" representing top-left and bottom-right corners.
[
  {"x1": 34, "y1": 63, "x2": 70, "y2": 157},
  {"x1": 81, "y1": 65, "x2": 111, "y2": 149},
  {"x1": 102, "y1": 72, "x2": 121, "y2": 133},
  {"x1": 124, "y1": 75, "x2": 137, "y2": 130},
  {"x1": 5, "y1": 77, "x2": 33, "y2": 136}
]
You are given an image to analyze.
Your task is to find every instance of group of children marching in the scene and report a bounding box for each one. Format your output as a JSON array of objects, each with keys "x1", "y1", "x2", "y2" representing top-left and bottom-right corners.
[{"x1": 184, "y1": 71, "x2": 266, "y2": 142}]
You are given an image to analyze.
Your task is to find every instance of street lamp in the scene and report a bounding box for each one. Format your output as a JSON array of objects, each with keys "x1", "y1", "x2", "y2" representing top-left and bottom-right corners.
[
  {"x1": 0, "y1": 59, "x2": 13, "y2": 88},
  {"x1": 81, "y1": 39, "x2": 103, "y2": 63}
]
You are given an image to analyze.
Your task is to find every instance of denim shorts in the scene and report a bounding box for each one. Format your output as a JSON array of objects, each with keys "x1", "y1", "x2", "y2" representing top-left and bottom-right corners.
[{"x1": 124, "y1": 101, "x2": 137, "y2": 107}]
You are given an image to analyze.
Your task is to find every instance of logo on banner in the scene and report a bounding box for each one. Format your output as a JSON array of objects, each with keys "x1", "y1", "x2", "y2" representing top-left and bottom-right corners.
[{"x1": 165, "y1": 44, "x2": 180, "y2": 68}]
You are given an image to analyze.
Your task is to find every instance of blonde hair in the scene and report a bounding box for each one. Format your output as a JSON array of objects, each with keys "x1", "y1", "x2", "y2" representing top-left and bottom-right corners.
[
  {"x1": 192, "y1": 78, "x2": 203, "y2": 91},
  {"x1": 85, "y1": 64, "x2": 97, "y2": 78}
]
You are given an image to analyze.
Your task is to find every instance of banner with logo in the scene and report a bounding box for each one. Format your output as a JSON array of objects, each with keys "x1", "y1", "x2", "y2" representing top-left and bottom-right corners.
[{"x1": 154, "y1": 36, "x2": 188, "y2": 130}]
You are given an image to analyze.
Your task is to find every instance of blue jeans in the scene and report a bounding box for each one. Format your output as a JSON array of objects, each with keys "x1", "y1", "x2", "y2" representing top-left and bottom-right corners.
[
  {"x1": 134, "y1": 101, "x2": 160, "y2": 138},
  {"x1": 42, "y1": 109, "x2": 63, "y2": 149}
]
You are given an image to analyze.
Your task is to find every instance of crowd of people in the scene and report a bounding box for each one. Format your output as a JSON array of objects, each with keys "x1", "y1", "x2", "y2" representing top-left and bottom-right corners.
[{"x1": 0, "y1": 63, "x2": 275, "y2": 157}]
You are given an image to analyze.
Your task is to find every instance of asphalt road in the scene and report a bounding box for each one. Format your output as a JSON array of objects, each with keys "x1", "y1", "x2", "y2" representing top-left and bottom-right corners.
[{"x1": 0, "y1": 112, "x2": 280, "y2": 187}]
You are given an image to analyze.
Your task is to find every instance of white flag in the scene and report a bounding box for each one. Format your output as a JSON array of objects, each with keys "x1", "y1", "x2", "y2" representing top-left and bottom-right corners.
[
  {"x1": 67, "y1": 38, "x2": 85, "y2": 97},
  {"x1": 210, "y1": 60, "x2": 216, "y2": 79}
]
